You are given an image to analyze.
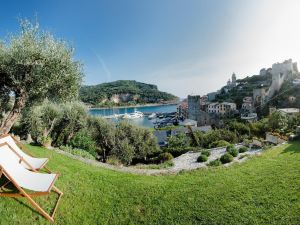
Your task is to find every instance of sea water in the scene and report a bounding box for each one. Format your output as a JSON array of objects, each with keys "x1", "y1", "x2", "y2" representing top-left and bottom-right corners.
[{"x1": 89, "y1": 104, "x2": 177, "y2": 128}]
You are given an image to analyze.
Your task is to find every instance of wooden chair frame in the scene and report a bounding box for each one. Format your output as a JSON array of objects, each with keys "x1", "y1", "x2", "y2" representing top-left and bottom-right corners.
[
  {"x1": 0, "y1": 142, "x2": 63, "y2": 222},
  {"x1": 0, "y1": 134, "x2": 52, "y2": 173}
]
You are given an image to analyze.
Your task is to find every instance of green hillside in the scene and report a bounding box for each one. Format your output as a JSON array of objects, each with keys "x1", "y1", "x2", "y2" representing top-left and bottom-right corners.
[
  {"x1": 214, "y1": 73, "x2": 272, "y2": 108},
  {"x1": 80, "y1": 80, "x2": 178, "y2": 107},
  {"x1": 1, "y1": 141, "x2": 299, "y2": 224}
]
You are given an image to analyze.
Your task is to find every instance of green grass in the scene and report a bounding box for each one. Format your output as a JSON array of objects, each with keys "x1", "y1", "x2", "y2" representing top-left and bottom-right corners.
[{"x1": 0, "y1": 141, "x2": 299, "y2": 224}]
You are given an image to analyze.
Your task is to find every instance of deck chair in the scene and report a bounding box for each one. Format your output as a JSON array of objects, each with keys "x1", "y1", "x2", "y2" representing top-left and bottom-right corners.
[
  {"x1": 0, "y1": 143, "x2": 63, "y2": 222},
  {"x1": 0, "y1": 134, "x2": 50, "y2": 172}
]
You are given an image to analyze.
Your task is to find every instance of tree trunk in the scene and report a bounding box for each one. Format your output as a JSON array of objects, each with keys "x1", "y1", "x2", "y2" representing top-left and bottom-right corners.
[{"x1": 0, "y1": 89, "x2": 27, "y2": 135}]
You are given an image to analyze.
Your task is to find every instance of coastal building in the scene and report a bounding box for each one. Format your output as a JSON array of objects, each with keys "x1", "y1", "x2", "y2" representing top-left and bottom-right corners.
[
  {"x1": 226, "y1": 73, "x2": 237, "y2": 88},
  {"x1": 177, "y1": 101, "x2": 188, "y2": 119},
  {"x1": 187, "y1": 95, "x2": 214, "y2": 126},
  {"x1": 188, "y1": 95, "x2": 201, "y2": 121},
  {"x1": 241, "y1": 97, "x2": 257, "y2": 122},
  {"x1": 241, "y1": 97, "x2": 254, "y2": 113},
  {"x1": 241, "y1": 113, "x2": 258, "y2": 123},
  {"x1": 207, "y1": 102, "x2": 237, "y2": 115},
  {"x1": 277, "y1": 108, "x2": 300, "y2": 116},
  {"x1": 293, "y1": 78, "x2": 300, "y2": 85}
]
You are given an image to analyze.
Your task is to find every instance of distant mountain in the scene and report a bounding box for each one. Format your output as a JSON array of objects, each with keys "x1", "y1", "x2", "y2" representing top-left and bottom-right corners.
[{"x1": 80, "y1": 80, "x2": 179, "y2": 107}]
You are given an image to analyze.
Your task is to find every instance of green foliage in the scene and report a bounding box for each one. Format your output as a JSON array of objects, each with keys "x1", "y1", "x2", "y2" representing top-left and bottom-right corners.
[
  {"x1": 227, "y1": 121, "x2": 250, "y2": 138},
  {"x1": 201, "y1": 150, "x2": 211, "y2": 157},
  {"x1": 239, "y1": 146, "x2": 248, "y2": 153},
  {"x1": 87, "y1": 117, "x2": 116, "y2": 160},
  {"x1": 268, "y1": 111, "x2": 288, "y2": 131},
  {"x1": 197, "y1": 154, "x2": 208, "y2": 162},
  {"x1": 164, "y1": 147, "x2": 193, "y2": 157},
  {"x1": 112, "y1": 121, "x2": 160, "y2": 165},
  {"x1": 52, "y1": 101, "x2": 88, "y2": 146},
  {"x1": 0, "y1": 19, "x2": 82, "y2": 133},
  {"x1": 112, "y1": 139, "x2": 135, "y2": 165},
  {"x1": 226, "y1": 145, "x2": 239, "y2": 157},
  {"x1": 167, "y1": 132, "x2": 190, "y2": 148},
  {"x1": 27, "y1": 99, "x2": 62, "y2": 143},
  {"x1": 228, "y1": 148, "x2": 239, "y2": 157},
  {"x1": 39, "y1": 136, "x2": 52, "y2": 146},
  {"x1": 80, "y1": 80, "x2": 178, "y2": 106},
  {"x1": 106, "y1": 156, "x2": 122, "y2": 166},
  {"x1": 208, "y1": 159, "x2": 221, "y2": 166},
  {"x1": 60, "y1": 145, "x2": 96, "y2": 160},
  {"x1": 249, "y1": 118, "x2": 269, "y2": 138},
  {"x1": 69, "y1": 130, "x2": 97, "y2": 156},
  {"x1": 209, "y1": 140, "x2": 230, "y2": 148},
  {"x1": 195, "y1": 129, "x2": 238, "y2": 149},
  {"x1": 220, "y1": 153, "x2": 234, "y2": 164},
  {"x1": 158, "y1": 152, "x2": 173, "y2": 163}
]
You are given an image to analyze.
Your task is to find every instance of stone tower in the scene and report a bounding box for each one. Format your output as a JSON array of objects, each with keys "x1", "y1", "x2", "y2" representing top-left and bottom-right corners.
[
  {"x1": 188, "y1": 95, "x2": 201, "y2": 121},
  {"x1": 231, "y1": 73, "x2": 237, "y2": 87}
]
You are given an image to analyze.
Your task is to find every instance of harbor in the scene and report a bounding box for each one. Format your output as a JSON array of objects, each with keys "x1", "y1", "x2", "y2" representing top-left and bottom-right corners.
[{"x1": 89, "y1": 104, "x2": 179, "y2": 128}]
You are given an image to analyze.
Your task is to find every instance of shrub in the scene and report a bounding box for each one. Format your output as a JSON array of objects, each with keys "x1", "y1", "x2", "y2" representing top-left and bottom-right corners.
[
  {"x1": 220, "y1": 153, "x2": 234, "y2": 164},
  {"x1": 239, "y1": 146, "x2": 248, "y2": 153},
  {"x1": 197, "y1": 155, "x2": 208, "y2": 162},
  {"x1": 112, "y1": 121, "x2": 160, "y2": 165},
  {"x1": 112, "y1": 139, "x2": 135, "y2": 165},
  {"x1": 227, "y1": 145, "x2": 239, "y2": 157},
  {"x1": 88, "y1": 116, "x2": 116, "y2": 161},
  {"x1": 164, "y1": 146, "x2": 193, "y2": 157},
  {"x1": 53, "y1": 101, "x2": 88, "y2": 146},
  {"x1": 209, "y1": 140, "x2": 230, "y2": 148},
  {"x1": 69, "y1": 130, "x2": 97, "y2": 156},
  {"x1": 106, "y1": 156, "x2": 122, "y2": 166},
  {"x1": 208, "y1": 159, "x2": 221, "y2": 166},
  {"x1": 226, "y1": 144, "x2": 234, "y2": 151},
  {"x1": 167, "y1": 132, "x2": 190, "y2": 148},
  {"x1": 201, "y1": 150, "x2": 211, "y2": 157},
  {"x1": 158, "y1": 152, "x2": 173, "y2": 163},
  {"x1": 243, "y1": 139, "x2": 252, "y2": 147},
  {"x1": 60, "y1": 145, "x2": 96, "y2": 160}
]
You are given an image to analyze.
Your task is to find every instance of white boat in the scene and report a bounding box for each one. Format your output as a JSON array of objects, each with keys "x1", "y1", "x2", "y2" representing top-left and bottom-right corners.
[
  {"x1": 123, "y1": 110, "x2": 144, "y2": 119},
  {"x1": 148, "y1": 113, "x2": 156, "y2": 119}
]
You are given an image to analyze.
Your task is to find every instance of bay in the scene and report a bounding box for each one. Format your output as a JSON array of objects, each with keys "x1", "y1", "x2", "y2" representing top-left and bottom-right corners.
[{"x1": 89, "y1": 104, "x2": 178, "y2": 128}]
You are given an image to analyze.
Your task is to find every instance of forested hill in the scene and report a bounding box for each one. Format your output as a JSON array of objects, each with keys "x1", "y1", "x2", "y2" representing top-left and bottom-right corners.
[{"x1": 80, "y1": 80, "x2": 179, "y2": 107}]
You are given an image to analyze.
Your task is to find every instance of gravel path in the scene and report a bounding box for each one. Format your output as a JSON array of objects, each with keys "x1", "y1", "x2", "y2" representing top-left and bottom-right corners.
[{"x1": 52, "y1": 145, "x2": 263, "y2": 175}]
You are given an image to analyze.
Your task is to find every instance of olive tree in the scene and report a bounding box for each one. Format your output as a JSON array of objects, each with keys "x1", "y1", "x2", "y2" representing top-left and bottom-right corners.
[
  {"x1": 52, "y1": 101, "x2": 88, "y2": 145},
  {"x1": 112, "y1": 121, "x2": 159, "y2": 165},
  {"x1": 87, "y1": 117, "x2": 116, "y2": 162},
  {"x1": 0, "y1": 20, "x2": 82, "y2": 135},
  {"x1": 27, "y1": 99, "x2": 62, "y2": 142}
]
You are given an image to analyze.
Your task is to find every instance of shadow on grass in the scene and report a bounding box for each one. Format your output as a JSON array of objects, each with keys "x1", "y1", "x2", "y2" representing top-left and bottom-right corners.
[{"x1": 281, "y1": 140, "x2": 300, "y2": 154}]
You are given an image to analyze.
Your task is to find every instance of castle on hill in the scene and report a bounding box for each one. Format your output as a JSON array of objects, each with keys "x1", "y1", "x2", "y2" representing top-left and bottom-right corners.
[{"x1": 253, "y1": 59, "x2": 298, "y2": 107}]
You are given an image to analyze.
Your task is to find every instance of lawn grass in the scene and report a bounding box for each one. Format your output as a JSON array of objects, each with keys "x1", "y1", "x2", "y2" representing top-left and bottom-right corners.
[{"x1": 0, "y1": 141, "x2": 299, "y2": 224}]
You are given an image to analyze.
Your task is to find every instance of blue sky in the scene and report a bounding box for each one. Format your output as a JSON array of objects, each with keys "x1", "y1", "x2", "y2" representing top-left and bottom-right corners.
[{"x1": 1, "y1": 0, "x2": 300, "y2": 97}]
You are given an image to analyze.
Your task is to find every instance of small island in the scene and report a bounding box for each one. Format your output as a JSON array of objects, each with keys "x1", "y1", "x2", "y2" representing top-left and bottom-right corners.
[{"x1": 80, "y1": 80, "x2": 179, "y2": 108}]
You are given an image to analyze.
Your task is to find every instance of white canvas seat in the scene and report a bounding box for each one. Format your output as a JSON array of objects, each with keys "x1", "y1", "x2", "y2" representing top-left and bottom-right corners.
[
  {"x1": 0, "y1": 144, "x2": 57, "y2": 192},
  {"x1": 0, "y1": 134, "x2": 48, "y2": 170},
  {"x1": 0, "y1": 143, "x2": 63, "y2": 222}
]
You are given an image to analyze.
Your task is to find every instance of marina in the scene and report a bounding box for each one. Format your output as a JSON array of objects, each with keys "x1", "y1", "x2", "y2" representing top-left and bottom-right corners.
[{"x1": 89, "y1": 104, "x2": 178, "y2": 128}]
